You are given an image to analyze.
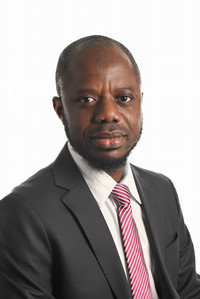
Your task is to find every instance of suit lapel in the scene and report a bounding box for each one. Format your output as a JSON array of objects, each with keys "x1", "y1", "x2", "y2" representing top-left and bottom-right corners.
[
  {"x1": 52, "y1": 144, "x2": 132, "y2": 299},
  {"x1": 131, "y1": 166, "x2": 165, "y2": 254},
  {"x1": 131, "y1": 165, "x2": 180, "y2": 299}
]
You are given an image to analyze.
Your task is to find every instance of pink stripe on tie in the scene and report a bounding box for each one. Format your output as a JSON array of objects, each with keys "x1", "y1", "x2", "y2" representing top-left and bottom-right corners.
[{"x1": 111, "y1": 184, "x2": 152, "y2": 299}]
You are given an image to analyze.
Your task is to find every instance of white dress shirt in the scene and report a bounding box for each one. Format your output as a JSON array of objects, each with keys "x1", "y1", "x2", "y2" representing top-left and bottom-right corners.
[{"x1": 68, "y1": 143, "x2": 159, "y2": 299}]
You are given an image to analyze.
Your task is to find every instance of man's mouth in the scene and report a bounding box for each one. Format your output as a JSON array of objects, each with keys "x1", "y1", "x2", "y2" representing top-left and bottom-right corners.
[{"x1": 91, "y1": 131, "x2": 126, "y2": 149}]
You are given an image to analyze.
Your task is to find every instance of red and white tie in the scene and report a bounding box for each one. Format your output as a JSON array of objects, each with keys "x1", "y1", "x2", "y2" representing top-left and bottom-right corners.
[{"x1": 111, "y1": 184, "x2": 152, "y2": 299}]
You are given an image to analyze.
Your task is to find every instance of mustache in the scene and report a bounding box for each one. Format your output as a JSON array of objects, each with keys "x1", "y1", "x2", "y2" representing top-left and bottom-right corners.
[
  {"x1": 87, "y1": 124, "x2": 129, "y2": 136},
  {"x1": 62, "y1": 115, "x2": 130, "y2": 137}
]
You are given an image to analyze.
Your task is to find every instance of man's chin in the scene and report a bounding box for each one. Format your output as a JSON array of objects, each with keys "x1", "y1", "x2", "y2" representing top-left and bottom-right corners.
[
  {"x1": 85, "y1": 156, "x2": 127, "y2": 172},
  {"x1": 64, "y1": 123, "x2": 143, "y2": 172},
  {"x1": 71, "y1": 145, "x2": 133, "y2": 173}
]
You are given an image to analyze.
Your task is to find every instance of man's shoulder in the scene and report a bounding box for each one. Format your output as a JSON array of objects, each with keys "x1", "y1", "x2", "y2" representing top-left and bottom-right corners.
[
  {"x1": 130, "y1": 163, "x2": 172, "y2": 186},
  {"x1": 1, "y1": 144, "x2": 73, "y2": 203},
  {"x1": 130, "y1": 164, "x2": 179, "y2": 210},
  {"x1": 0, "y1": 164, "x2": 53, "y2": 222},
  {"x1": 1, "y1": 164, "x2": 54, "y2": 204}
]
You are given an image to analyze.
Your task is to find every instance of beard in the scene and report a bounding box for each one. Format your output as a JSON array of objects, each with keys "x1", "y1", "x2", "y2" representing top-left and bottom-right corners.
[{"x1": 63, "y1": 116, "x2": 143, "y2": 173}]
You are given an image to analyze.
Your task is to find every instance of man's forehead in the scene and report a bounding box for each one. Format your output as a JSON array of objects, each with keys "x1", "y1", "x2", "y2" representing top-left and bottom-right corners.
[
  {"x1": 70, "y1": 45, "x2": 130, "y2": 62},
  {"x1": 62, "y1": 46, "x2": 140, "y2": 96},
  {"x1": 67, "y1": 45, "x2": 132, "y2": 71}
]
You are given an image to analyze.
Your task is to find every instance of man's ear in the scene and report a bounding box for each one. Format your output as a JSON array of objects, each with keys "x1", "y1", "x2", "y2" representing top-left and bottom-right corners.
[{"x1": 53, "y1": 97, "x2": 64, "y2": 120}]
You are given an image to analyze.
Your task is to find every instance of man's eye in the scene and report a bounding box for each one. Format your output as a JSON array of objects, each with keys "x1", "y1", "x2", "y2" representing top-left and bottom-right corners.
[
  {"x1": 79, "y1": 97, "x2": 95, "y2": 103},
  {"x1": 118, "y1": 96, "x2": 133, "y2": 102}
]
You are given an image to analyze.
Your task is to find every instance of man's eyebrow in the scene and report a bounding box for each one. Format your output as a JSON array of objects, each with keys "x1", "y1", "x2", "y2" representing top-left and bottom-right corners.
[
  {"x1": 116, "y1": 87, "x2": 135, "y2": 92},
  {"x1": 76, "y1": 88, "x2": 98, "y2": 95},
  {"x1": 74, "y1": 87, "x2": 135, "y2": 97}
]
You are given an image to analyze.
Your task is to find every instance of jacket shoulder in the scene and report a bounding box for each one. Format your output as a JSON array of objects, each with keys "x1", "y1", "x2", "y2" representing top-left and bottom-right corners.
[
  {"x1": 0, "y1": 164, "x2": 59, "y2": 210},
  {"x1": 131, "y1": 164, "x2": 172, "y2": 185},
  {"x1": 11, "y1": 164, "x2": 54, "y2": 197}
]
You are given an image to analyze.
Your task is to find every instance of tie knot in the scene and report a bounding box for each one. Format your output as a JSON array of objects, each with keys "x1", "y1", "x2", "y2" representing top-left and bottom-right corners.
[{"x1": 110, "y1": 184, "x2": 131, "y2": 207}]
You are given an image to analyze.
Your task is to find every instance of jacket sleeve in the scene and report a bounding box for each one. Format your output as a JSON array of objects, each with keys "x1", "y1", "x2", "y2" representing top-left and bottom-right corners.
[
  {"x1": 0, "y1": 194, "x2": 56, "y2": 299},
  {"x1": 171, "y1": 183, "x2": 200, "y2": 298}
]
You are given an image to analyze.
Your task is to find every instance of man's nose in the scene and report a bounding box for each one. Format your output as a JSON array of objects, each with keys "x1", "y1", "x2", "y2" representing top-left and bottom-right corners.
[{"x1": 92, "y1": 97, "x2": 121, "y2": 123}]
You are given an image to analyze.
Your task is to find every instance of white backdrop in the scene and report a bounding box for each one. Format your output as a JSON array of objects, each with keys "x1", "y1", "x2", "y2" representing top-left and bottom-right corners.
[{"x1": 0, "y1": 0, "x2": 200, "y2": 271}]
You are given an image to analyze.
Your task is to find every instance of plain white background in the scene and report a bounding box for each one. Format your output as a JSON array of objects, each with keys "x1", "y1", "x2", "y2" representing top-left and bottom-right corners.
[{"x1": 0, "y1": 0, "x2": 200, "y2": 272}]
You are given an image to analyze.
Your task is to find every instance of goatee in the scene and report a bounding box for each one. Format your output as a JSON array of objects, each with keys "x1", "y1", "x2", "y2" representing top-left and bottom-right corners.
[{"x1": 63, "y1": 117, "x2": 143, "y2": 173}]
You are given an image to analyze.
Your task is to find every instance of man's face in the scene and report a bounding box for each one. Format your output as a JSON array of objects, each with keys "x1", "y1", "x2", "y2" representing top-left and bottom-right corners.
[{"x1": 54, "y1": 45, "x2": 143, "y2": 172}]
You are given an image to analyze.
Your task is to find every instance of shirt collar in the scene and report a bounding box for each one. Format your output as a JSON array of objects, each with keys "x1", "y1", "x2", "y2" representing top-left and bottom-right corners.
[{"x1": 68, "y1": 143, "x2": 141, "y2": 207}]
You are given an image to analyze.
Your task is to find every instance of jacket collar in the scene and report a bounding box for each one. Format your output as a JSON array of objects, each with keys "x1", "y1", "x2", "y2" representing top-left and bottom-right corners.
[
  {"x1": 131, "y1": 165, "x2": 180, "y2": 299},
  {"x1": 52, "y1": 143, "x2": 132, "y2": 299}
]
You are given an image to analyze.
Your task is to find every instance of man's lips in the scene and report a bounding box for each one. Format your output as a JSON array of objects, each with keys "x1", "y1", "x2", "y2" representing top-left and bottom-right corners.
[
  {"x1": 90, "y1": 131, "x2": 126, "y2": 149},
  {"x1": 92, "y1": 131, "x2": 125, "y2": 139}
]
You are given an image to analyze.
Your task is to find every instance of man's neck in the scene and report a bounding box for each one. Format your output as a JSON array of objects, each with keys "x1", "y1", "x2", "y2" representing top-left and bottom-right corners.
[
  {"x1": 68, "y1": 142, "x2": 126, "y2": 183},
  {"x1": 105, "y1": 167, "x2": 125, "y2": 183}
]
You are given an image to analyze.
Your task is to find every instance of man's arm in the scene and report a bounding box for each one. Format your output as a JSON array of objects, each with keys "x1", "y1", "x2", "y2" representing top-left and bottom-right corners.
[
  {"x1": 0, "y1": 194, "x2": 56, "y2": 298},
  {"x1": 178, "y1": 222, "x2": 200, "y2": 298},
  {"x1": 172, "y1": 183, "x2": 200, "y2": 298}
]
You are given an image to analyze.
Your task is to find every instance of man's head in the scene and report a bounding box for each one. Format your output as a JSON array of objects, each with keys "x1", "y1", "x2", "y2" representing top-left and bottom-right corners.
[
  {"x1": 53, "y1": 35, "x2": 143, "y2": 181},
  {"x1": 55, "y1": 35, "x2": 141, "y2": 98}
]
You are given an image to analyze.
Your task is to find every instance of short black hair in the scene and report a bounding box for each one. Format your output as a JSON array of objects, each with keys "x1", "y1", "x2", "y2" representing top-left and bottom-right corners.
[{"x1": 55, "y1": 35, "x2": 141, "y2": 97}]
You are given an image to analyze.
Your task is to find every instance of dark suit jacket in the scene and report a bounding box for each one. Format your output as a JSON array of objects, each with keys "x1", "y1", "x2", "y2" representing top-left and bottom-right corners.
[{"x1": 0, "y1": 144, "x2": 200, "y2": 299}]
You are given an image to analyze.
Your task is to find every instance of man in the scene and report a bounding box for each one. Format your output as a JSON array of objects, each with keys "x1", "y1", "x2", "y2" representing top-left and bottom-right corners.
[{"x1": 0, "y1": 35, "x2": 199, "y2": 299}]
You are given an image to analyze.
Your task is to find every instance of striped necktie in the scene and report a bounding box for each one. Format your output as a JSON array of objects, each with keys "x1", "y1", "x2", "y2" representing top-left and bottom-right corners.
[{"x1": 111, "y1": 184, "x2": 152, "y2": 299}]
